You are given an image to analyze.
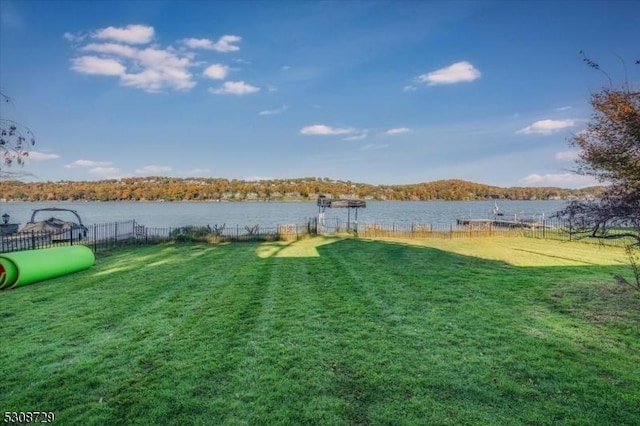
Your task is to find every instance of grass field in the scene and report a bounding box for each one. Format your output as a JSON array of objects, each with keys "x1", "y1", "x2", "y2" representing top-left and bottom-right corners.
[{"x1": 1, "y1": 237, "x2": 639, "y2": 425}]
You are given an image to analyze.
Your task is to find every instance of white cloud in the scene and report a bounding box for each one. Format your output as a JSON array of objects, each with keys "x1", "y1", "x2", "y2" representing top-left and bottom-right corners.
[
  {"x1": 259, "y1": 105, "x2": 288, "y2": 115},
  {"x1": 136, "y1": 165, "x2": 172, "y2": 175},
  {"x1": 90, "y1": 166, "x2": 122, "y2": 176},
  {"x1": 82, "y1": 42, "x2": 137, "y2": 58},
  {"x1": 123, "y1": 47, "x2": 195, "y2": 91},
  {"x1": 183, "y1": 35, "x2": 241, "y2": 52},
  {"x1": 418, "y1": 61, "x2": 481, "y2": 85},
  {"x1": 403, "y1": 85, "x2": 418, "y2": 92},
  {"x1": 516, "y1": 119, "x2": 576, "y2": 135},
  {"x1": 187, "y1": 168, "x2": 211, "y2": 175},
  {"x1": 555, "y1": 150, "x2": 580, "y2": 161},
  {"x1": 555, "y1": 106, "x2": 572, "y2": 111},
  {"x1": 361, "y1": 143, "x2": 389, "y2": 150},
  {"x1": 25, "y1": 151, "x2": 60, "y2": 161},
  {"x1": 71, "y1": 56, "x2": 126, "y2": 76},
  {"x1": 65, "y1": 159, "x2": 113, "y2": 168},
  {"x1": 212, "y1": 35, "x2": 241, "y2": 52},
  {"x1": 519, "y1": 173, "x2": 597, "y2": 187},
  {"x1": 203, "y1": 64, "x2": 229, "y2": 80},
  {"x1": 245, "y1": 176, "x2": 272, "y2": 181},
  {"x1": 93, "y1": 24, "x2": 154, "y2": 44},
  {"x1": 344, "y1": 134, "x2": 367, "y2": 141},
  {"x1": 211, "y1": 81, "x2": 260, "y2": 95},
  {"x1": 182, "y1": 38, "x2": 212, "y2": 49},
  {"x1": 63, "y1": 32, "x2": 85, "y2": 43},
  {"x1": 300, "y1": 125, "x2": 355, "y2": 136},
  {"x1": 383, "y1": 127, "x2": 410, "y2": 135}
]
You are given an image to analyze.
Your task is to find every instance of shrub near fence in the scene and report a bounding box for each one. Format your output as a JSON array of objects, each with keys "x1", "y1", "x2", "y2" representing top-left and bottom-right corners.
[{"x1": 160, "y1": 223, "x2": 307, "y2": 244}]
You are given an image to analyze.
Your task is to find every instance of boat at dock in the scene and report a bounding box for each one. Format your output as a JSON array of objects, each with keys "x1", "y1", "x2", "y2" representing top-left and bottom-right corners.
[{"x1": 20, "y1": 208, "x2": 88, "y2": 241}]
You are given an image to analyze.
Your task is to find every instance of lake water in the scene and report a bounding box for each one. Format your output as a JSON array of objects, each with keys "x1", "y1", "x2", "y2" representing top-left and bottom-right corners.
[{"x1": 0, "y1": 200, "x2": 569, "y2": 229}]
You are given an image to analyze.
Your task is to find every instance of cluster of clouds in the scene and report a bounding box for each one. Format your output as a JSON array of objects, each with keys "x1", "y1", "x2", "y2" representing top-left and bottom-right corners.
[
  {"x1": 65, "y1": 24, "x2": 258, "y2": 95},
  {"x1": 59, "y1": 159, "x2": 171, "y2": 179},
  {"x1": 519, "y1": 173, "x2": 596, "y2": 187},
  {"x1": 514, "y1": 115, "x2": 586, "y2": 185},
  {"x1": 63, "y1": 159, "x2": 124, "y2": 178}
]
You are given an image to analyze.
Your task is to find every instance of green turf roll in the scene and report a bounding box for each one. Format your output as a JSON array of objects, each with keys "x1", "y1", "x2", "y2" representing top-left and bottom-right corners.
[{"x1": 0, "y1": 246, "x2": 95, "y2": 289}]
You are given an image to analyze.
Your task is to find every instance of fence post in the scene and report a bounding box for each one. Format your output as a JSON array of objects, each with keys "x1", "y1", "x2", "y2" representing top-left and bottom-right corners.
[
  {"x1": 450, "y1": 224, "x2": 453, "y2": 239},
  {"x1": 31, "y1": 231, "x2": 36, "y2": 249},
  {"x1": 70, "y1": 228, "x2": 74, "y2": 246}
]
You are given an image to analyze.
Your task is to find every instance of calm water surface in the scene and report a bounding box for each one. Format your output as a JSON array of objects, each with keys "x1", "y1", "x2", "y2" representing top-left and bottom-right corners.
[{"x1": 1, "y1": 200, "x2": 569, "y2": 229}]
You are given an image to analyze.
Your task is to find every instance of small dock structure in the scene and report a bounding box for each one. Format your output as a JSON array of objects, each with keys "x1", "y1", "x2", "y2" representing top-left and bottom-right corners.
[
  {"x1": 317, "y1": 195, "x2": 366, "y2": 233},
  {"x1": 456, "y1": 217, "x2": 549, "y2": 229},
  {"x1": 457, "y1": 201, "x2": 552, "y2": 230}
]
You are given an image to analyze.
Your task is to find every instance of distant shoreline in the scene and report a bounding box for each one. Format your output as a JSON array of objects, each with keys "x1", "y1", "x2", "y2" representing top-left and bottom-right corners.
[
  {"x1": 1, "y1": 198, "x2": 578, "y2": 204},
  {"x1": 0, "y1": 178, "x2": 602, "y2": 203}
]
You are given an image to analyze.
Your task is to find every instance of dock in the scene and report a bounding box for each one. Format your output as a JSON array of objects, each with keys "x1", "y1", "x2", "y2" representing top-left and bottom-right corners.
[{"x1": 456, "y1": 218, "x2": 549, "y2": 229}]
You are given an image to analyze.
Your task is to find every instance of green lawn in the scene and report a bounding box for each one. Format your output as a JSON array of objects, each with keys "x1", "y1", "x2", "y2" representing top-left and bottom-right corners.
[{"x1": 1, "y1": 237, "x2": 639, "y2": 425}]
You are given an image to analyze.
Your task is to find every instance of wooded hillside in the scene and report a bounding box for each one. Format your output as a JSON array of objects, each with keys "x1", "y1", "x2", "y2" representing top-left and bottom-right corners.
[{"x1": 0, "y1": 177, "x2": 603, "y2": 202}]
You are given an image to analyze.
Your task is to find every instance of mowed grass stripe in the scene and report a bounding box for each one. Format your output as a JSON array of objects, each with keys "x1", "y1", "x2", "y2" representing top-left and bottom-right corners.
[
  {"x1": 102, "y1": 244, "x2": 276, "y2": 424},
  {"x1": 314, "y1": 240, "x2": 518, "y2": 424},
  {"x1": 224, "y1": 253, "x2": 354, "y2": 425}
]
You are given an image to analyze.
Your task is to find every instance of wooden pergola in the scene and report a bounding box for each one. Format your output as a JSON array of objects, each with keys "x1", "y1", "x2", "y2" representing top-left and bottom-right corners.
[{"x1": 317, "y1": 195, "x2": 366, "y2": 232}]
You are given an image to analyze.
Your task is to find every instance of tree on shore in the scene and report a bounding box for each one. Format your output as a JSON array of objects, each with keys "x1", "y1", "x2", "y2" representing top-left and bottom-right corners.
[
  {"x1": 557, "y1": 54, "x2": 639, "y2": 287},
  {"x1": 1, "y1": 92, "x2": 36, "y2": 180}
]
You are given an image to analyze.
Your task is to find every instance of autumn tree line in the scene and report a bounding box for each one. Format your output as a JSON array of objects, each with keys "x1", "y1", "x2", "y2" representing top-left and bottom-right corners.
[{"x1": 0, "y1": 177, "x2": 603, "y2": 203}]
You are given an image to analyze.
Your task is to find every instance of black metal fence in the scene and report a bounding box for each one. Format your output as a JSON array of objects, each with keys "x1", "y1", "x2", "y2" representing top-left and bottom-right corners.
[
  {"x1": 0, "y1": 220, "x2": 316, "y2": 254},
  {"x1": 0, "y1": 217, "x2": 635, "y2": 255},
  {"x1": 356, "y1": 219, "x2": 635, "y2": 247}
]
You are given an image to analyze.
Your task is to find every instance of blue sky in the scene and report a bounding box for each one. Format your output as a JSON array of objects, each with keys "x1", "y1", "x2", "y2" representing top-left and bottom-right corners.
[{"x1": 1, "y1": 0, "x2": 638, "y2": 188}]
